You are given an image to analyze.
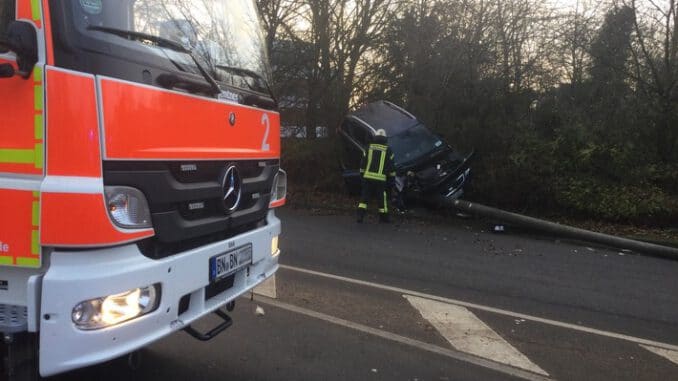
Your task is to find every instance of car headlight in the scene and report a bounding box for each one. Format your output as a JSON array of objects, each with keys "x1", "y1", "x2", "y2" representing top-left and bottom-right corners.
[
  {"x1": 104, "y1": 186, "x2": 152, "y2": 229},
  {"x1": 72, "y1": 284, "x2": 160, "y2": 330}
]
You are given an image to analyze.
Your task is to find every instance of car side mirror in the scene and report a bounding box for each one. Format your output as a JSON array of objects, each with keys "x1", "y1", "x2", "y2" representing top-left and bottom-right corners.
[{"x1": 0, "y1": 21, "x2": 38, "y2": 79}]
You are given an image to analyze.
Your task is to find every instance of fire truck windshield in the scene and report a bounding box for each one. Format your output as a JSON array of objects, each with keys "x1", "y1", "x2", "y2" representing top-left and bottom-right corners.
[{"x1": 57, "y1": 0, "x2": 272, "y2": 95}]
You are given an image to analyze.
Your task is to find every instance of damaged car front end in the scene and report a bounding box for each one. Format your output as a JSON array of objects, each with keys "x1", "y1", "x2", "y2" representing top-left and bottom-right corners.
[{"x1": 339, "y1": 101, "x2": 474, "y2": 204}]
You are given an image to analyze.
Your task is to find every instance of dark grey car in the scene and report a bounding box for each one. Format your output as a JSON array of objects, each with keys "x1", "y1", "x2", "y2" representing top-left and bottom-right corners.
[{"x1": 338, "y1": 101, "x2": 473, "y2": 204}]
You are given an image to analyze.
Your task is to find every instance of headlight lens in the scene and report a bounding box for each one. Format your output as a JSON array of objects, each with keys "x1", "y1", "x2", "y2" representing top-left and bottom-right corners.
[
  {"x1": 269, "y1": 169, "x2": 287, "y2": 207},
  {"x1": 104, "y1": 186, "x2": 152, "y2": 229},
  {"x1": 72, "y1": 284, "x2": 160, "y2": 330}
]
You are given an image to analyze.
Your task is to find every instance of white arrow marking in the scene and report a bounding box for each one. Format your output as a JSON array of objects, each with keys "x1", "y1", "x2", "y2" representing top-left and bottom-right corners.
[
  {"x1": 641, "y1": 344, "x2": 678, "y2": 366},
  {"x1": 405, "y1": 294, "x2": 549, "y2": 376}
]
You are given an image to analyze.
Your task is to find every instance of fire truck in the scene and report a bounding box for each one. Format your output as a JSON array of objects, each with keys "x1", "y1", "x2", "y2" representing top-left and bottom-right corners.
[{"x1": 0, "y1": 0, "x2": 285, "y2": 378}]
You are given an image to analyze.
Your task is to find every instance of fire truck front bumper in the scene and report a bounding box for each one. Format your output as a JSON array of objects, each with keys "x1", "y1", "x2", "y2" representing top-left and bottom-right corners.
[{"x1": 38, "y1": 211, "x2": 281, "y2": 377}]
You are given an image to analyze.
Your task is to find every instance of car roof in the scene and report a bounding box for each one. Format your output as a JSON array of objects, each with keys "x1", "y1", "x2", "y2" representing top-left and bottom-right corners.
[{"x1": 346, "y1": 101, "x2": 420, "y2": 136}]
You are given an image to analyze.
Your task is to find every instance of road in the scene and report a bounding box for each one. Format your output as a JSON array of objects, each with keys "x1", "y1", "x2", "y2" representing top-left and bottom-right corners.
[{"x1": 49, "y1": 206, "x2": 678, "y2": 380}]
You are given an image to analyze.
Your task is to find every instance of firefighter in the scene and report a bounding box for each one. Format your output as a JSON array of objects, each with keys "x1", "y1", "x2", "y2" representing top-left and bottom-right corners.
[{"x1": 357, "y1": 129, "x2": 396, "y2": 223}]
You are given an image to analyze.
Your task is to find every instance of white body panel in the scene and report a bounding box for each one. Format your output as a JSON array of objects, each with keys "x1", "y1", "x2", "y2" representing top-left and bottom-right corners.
[{"x1": 38, "y1": 211, "x2": 280, "y2": 377}]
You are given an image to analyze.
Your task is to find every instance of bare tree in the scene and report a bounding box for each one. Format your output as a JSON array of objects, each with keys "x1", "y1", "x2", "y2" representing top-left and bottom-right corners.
[{"x1": 627, "y1": 0, "x2": 678, "y2": 161}]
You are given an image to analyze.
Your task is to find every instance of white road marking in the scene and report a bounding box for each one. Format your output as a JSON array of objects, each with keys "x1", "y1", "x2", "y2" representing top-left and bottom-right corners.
[
  {"x1": 253, "y1": 296, "x2": 552, "y2": 381},
  {"x1": 280, "y1": 265, "x2": 678, "y2": 352},
  {"x1": 641, "y1": 345, "x2": 678, "y2": 366},
  {"x1": 405, "y1": 295, "x2": 549, "y2": 376},
  {"x1": 253, "y1": 274, "x2": 277, "y2": 299}
]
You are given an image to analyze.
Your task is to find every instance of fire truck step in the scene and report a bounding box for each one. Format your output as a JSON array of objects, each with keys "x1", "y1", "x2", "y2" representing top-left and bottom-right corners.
[{"x1": 183, "y1": 308, "x2": 233, "y2": 341}]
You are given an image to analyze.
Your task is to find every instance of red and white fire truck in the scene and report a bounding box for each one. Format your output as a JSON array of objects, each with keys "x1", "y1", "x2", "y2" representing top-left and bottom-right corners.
[{"x1": 0, "y1": 0, "x2": 285, "y2": 378}]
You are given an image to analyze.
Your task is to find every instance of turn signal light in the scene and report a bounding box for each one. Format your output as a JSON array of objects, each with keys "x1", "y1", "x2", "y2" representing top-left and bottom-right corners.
[
  {"x1": 269, "y1": 170, "x2": 287, "y2": 208},
  {"x1": 104, "y1": 186, "x2": 152, "y2": 229}
]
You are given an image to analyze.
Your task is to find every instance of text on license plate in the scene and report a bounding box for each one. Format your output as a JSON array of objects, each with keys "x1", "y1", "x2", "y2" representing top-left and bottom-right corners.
[{"x1": 209, "y1": 244, "x2": 253, "y2": 281}]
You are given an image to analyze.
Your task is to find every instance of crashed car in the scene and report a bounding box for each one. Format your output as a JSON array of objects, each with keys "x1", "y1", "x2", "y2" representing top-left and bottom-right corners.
[{"x1": 338, "y1": 101, "x2": 473, "y2": 204}]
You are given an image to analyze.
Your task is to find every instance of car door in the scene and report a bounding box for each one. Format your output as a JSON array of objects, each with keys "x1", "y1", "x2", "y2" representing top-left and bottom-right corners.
[
  {"x1": 338, "y1": 119, "x2": 371, "y2": 194},
  {"x1": 0, "y1": 0, "x2": 45, "y2": 269}
]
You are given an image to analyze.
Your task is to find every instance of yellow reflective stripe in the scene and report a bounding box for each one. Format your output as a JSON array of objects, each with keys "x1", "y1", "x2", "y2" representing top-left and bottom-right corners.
[
  {"x1": 34, "y1": 67, "x2": 44, "y2": 169},
  {"x1": 17, "y1": 257, "x2": 40, "y2": 267},
  {"x1": 32, "y1": 200, "x2": 39, "y2": 226},
  {"x1": 364, "y1": 144, "x2": 388, "y2": 180},
  {"x1": 363, "y1": 173, "x2": 386, "y2": 181},
  {"x1": 30, "y1": 0, "x2": 41, "y2": 21},
  {"x1": 0, "y1": 148, "x2": 36, "y2": 164},
  {"x1": 365, "y1": 149, "x2": 374, "y2": 175},
  {"x1": 0, "y1": 146, "x2": 42, "y2": 168},
  {"x1": 31, "y1": 193, "x2": 41, "y2": 263},
  {"x1": 378, "y1": 150, "x2": 386, "y2": 175},
  {"x1": 34, "y1": 67, "x2": 44, "y2": 147},
  {"x1": 358, "y1": 203, "x2": 367, "y2": 209},
  {"x1": 31, "y1": 230, "x2": 40, "y2": 255},
  {"x1": 34, "y1": 114, "x2": 43, "y2": 139},
  {"x1": 33, "y1": 66, "x2": 43, "y2": 82},
  {"x1": 34, "y1": 143, "x2": 43, "y2": 169},
  {"x1": 34, "y1": 85, "x2": 43, "y2": 112},
  {"x1": 383, "y1": 192, "x2": 388, "y2": 213},
  {"x1": 0, "y1": 256, "x2": 12, "y2": 265}
]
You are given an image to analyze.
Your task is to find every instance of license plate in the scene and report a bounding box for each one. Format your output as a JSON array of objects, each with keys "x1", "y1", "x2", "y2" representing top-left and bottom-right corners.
[{"x1": 209, "y1": 244, "x2": 252, "y2": 282}]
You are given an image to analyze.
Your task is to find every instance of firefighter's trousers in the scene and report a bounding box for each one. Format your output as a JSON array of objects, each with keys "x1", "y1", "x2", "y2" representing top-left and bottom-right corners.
[{"x1": 357, "y1": 178, "x2": 390, "y2": 221}]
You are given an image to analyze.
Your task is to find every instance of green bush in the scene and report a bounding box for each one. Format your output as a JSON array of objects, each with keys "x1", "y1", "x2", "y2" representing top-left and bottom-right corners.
[
  {"x1": 555, "y1": 177, "x2": 678, "y2": 223},
  {"x1": 281, "y1": 138, "x2": 344, "y2": 192}
]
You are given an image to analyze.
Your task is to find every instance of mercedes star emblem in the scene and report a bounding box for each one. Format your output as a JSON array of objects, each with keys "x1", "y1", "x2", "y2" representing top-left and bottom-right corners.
[{"x1": 221, "y1": 165, "x2": 242, "y2": 213}]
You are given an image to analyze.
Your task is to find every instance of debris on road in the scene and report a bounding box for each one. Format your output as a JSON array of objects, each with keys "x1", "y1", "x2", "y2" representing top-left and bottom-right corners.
[{"x1": 255, "y1": 306, "x2": 265, "y2": 316}]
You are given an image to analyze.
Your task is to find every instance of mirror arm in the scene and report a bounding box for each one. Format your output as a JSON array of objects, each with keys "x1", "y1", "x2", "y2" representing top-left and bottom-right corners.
[{"x1": 0, "y1": 22, "x2": 39, "y2": 79}]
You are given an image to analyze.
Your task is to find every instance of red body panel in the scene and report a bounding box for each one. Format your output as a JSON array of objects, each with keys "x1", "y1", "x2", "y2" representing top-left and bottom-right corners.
[
  {"x1": 100, "y1": 79, "x2": 281, "y2": 160},
  {"x1": 0, "y1": 190, "x2": 40, "y2": 267},
  {"x1": 41, "y1": 193, "x2": 153, "y2": 246},
  {"x1": 0, "y1": 64, "x2": 43, "y2": 175},
  {"x1": 45, "y1": 69, "x2": 102, "y2": 177}
]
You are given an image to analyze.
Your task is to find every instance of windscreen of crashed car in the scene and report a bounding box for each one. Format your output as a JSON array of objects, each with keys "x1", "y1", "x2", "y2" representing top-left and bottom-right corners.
[{"x1": 388, "y1": 124, "x2": 444, "y2": 166}]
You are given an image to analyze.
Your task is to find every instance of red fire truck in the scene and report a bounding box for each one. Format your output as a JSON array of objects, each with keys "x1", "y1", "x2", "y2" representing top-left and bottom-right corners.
[{"x1": 0, "y1": 0, "x2": 285, "y2": 378}]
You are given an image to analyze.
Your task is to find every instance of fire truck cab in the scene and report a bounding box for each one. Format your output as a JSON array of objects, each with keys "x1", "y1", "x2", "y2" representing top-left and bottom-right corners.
[{"x1": 0, "y1": 0, "x2": 285, "y2": 378}]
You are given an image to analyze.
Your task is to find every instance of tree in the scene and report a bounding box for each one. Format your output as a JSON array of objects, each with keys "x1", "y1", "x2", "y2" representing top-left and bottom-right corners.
[
  {"x1": 588, "y1": 5, "x2": 635, "y2": 138},
  {"x1": 627, "y1": 0, "x2": 678, "y2": 162},
  {"x1": 259, "y1": 0, "x2": 397, "y2": 138}
]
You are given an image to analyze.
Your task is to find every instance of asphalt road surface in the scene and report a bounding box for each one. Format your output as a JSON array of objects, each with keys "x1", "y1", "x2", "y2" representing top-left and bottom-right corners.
[{"x1": 49, "y1": 206, "x2": 678, "y2": 381}]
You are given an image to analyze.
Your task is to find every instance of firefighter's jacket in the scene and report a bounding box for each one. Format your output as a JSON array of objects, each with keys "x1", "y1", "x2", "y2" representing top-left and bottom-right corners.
[{"x1": 360, "y1": 136, "x2": 396, "y2": 182}]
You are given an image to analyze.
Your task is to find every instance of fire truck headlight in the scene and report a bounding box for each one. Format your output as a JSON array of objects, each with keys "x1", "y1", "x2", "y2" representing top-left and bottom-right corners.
[
  {"x1": 72, "y1": 284, "x2": 160, "y2": 330},
  {"x1": 269, "y1": 169, "x2": 287, "y2": 208},
  {"x1": 105, "y1": 186, "x2": 152, "y2": 229}
]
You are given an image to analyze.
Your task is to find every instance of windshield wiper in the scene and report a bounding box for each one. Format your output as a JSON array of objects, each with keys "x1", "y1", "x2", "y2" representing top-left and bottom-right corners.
[
  {"x1": 216, "y1": 65, "x2": 276, "y2": 100},
  {"x1": 87, "y1": 25, "x2": 221, "y2": 96}
]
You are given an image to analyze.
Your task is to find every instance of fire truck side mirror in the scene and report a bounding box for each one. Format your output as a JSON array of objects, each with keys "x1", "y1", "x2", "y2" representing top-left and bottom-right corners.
[{"x1": 0, "y1": 21, "x2": 38, "y2": 79}]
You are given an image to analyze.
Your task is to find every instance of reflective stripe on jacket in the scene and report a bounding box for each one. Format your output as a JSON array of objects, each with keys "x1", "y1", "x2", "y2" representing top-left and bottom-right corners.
[{"x1": 360, "y1": 143, "x2": 395, "y2": 182}]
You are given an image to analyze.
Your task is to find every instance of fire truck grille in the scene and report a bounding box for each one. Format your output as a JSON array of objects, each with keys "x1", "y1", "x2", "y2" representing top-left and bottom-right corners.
[{"x1": 103, "y1": 160, "x2": 278, "y2": 259}]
